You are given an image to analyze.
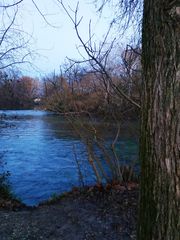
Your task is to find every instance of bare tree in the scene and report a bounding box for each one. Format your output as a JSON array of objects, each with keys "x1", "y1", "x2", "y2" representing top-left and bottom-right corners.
[
  {"x1": 0, "y1": 1, "x2": 33, "y2": 70},
  {"x1": 58, "y1": 0, "x2": 141, "y2": 109},
  {"x1": 0, "y1": 0, "x2": 58, "y2": 71}
]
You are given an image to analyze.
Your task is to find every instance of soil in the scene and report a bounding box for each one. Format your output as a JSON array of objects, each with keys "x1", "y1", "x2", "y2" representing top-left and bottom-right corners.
[{"x1": 0, "y1": 184, "x2": 138, "y2": 240}]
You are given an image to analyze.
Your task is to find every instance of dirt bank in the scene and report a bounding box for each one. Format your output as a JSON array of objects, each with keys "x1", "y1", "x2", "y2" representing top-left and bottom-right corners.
[{"x1": 0, "y1": 184, "x2": 138, "y2": 240}]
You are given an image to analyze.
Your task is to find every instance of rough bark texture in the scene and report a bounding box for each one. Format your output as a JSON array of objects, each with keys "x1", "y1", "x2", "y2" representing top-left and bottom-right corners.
[{"x1": 138, "y1": 0, "x2": 180, "y2": 239}]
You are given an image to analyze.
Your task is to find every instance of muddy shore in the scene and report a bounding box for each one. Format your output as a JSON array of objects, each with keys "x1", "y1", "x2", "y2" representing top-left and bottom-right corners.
[{"x1": 0, "y1": 184, "x2": 138, "y2": 240}]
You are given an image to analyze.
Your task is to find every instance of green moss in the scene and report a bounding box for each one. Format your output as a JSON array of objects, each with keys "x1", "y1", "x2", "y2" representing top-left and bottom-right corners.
[
  {"x1": 0, "y1": 172, "x2": 13, "y2": 200},
  {"x1": 0, "y1": 185, "x2": 13, "y2": 199}
]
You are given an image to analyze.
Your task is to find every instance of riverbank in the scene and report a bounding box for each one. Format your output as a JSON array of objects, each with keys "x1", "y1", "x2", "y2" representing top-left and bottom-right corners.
[{"x1": 0, "y1": 183, "x2": 138, "y2": 240}]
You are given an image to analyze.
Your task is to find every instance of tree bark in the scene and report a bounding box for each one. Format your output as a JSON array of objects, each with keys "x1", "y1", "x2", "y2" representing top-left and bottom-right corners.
[{"x1": 138, "y1": 0, "x2": 180, "y2": 239}]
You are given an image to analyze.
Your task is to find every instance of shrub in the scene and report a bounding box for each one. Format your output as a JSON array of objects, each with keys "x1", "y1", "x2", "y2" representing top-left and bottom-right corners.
[{"x1": 0, "y1": 171, "x2": 12, "y2": 199}]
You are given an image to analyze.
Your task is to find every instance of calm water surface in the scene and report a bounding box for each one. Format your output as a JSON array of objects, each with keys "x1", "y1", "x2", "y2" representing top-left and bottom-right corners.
[{"x1": 0, "y1": 110, "x2": 138, "y2": 206}]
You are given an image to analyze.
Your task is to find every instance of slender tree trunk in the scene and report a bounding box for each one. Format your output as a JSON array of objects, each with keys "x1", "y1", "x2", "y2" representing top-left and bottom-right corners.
[{"x1": 138, "y1": 0, "x2": 180, "y2": 239}]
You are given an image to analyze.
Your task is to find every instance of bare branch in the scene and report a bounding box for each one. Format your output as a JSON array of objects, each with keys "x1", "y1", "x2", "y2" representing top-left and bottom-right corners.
[
  {"x1": 58, "y1": 1, "x2": 140, "y2": 109},
  {"x1": 0, "y1": 2, "x2": 35, "y2": 71},
  {"x1": 31, "y1": 0, "x2": 58, "y2": 28},
  {"x1": 0, "y1": 7, "x2": 18, "y2": 46},
  {"x1": 126, "y1": 44, "x2": 142, "y2": 56},
  {"x1": 0, "y1": 0, "x2": 23, "y2": 8},
  {"x1": 0, "y1": 59, "x2": 30, "y2": 70}
]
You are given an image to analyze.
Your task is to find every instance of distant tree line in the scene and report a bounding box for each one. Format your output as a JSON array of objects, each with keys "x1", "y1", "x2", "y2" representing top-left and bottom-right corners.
[
  {"x1": 42, "y1": 48, "x2": 141, "y2": 119},
  {"x1": 0, "y1": 71, "x2": 39, "y2": 109},
  {"x1": 0, "y1": 45, "x2": 141, "y2": 117}
]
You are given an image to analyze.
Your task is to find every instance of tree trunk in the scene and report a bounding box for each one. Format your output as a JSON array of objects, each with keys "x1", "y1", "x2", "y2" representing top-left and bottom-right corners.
[{"x1": 138, "y1": 0, "x2": 180, "y2": 239}]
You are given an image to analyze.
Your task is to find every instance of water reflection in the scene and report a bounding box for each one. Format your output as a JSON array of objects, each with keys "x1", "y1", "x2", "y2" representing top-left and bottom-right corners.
[{"x1": 0, "y1": 110, "x2": 138, "y2": 206}]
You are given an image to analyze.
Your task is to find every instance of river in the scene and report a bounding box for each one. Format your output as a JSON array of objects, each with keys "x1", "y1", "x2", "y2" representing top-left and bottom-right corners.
[{"x1": 0, "y1": 110, "x2": 138, "y2": 206}]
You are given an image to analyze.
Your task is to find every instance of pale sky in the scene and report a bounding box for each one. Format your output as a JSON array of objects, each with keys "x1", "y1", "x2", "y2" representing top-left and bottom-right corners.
[{"x1": 14, "y1": 0, "x2": 114, "y2": 78}]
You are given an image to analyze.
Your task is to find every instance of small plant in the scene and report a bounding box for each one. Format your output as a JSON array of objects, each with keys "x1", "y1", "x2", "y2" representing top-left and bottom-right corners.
[
  {"x1": 72, "y1": 144, "x2": 85, "y2": 187},
  {"x1": 49, "y1": 193, "x2": 59, "y2": 201},
  {"x1": 67, "y1": 114, "x2": 138, "y2": 185},
  {"x1": 0, "y1": 171, "x2": 12, "y2": 199}
]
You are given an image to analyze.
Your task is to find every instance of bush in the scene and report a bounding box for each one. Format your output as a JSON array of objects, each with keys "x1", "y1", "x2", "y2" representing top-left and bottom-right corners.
[{"x1": 0, "y1": 172, "x2": 12, "y2": 199}]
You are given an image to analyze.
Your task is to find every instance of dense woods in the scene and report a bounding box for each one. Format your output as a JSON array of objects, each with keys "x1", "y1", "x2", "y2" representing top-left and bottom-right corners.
[
  {"x1": 0, "y1": 71, "x2": 39, "y2": 109},
  {"x1": 0, "y1": 45, "x2": 141, "y2": 115},
  {"x1": 42, "y1": 56, "x2": 141, "y2": 118}
]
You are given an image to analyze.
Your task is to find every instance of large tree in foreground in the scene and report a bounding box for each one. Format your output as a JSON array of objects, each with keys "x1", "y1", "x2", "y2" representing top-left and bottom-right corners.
[
  {"x1": 93, "y1": 0, "x2": 179, "y2": 238},
  {"x1": 138, "y1": 0, "x2": 180, "y2": 239}
]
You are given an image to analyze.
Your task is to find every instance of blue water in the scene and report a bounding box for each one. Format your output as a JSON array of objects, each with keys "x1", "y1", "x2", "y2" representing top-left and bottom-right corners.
[{"x1": 0, "y1": 110, "x2": 138, "y2": 206}]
